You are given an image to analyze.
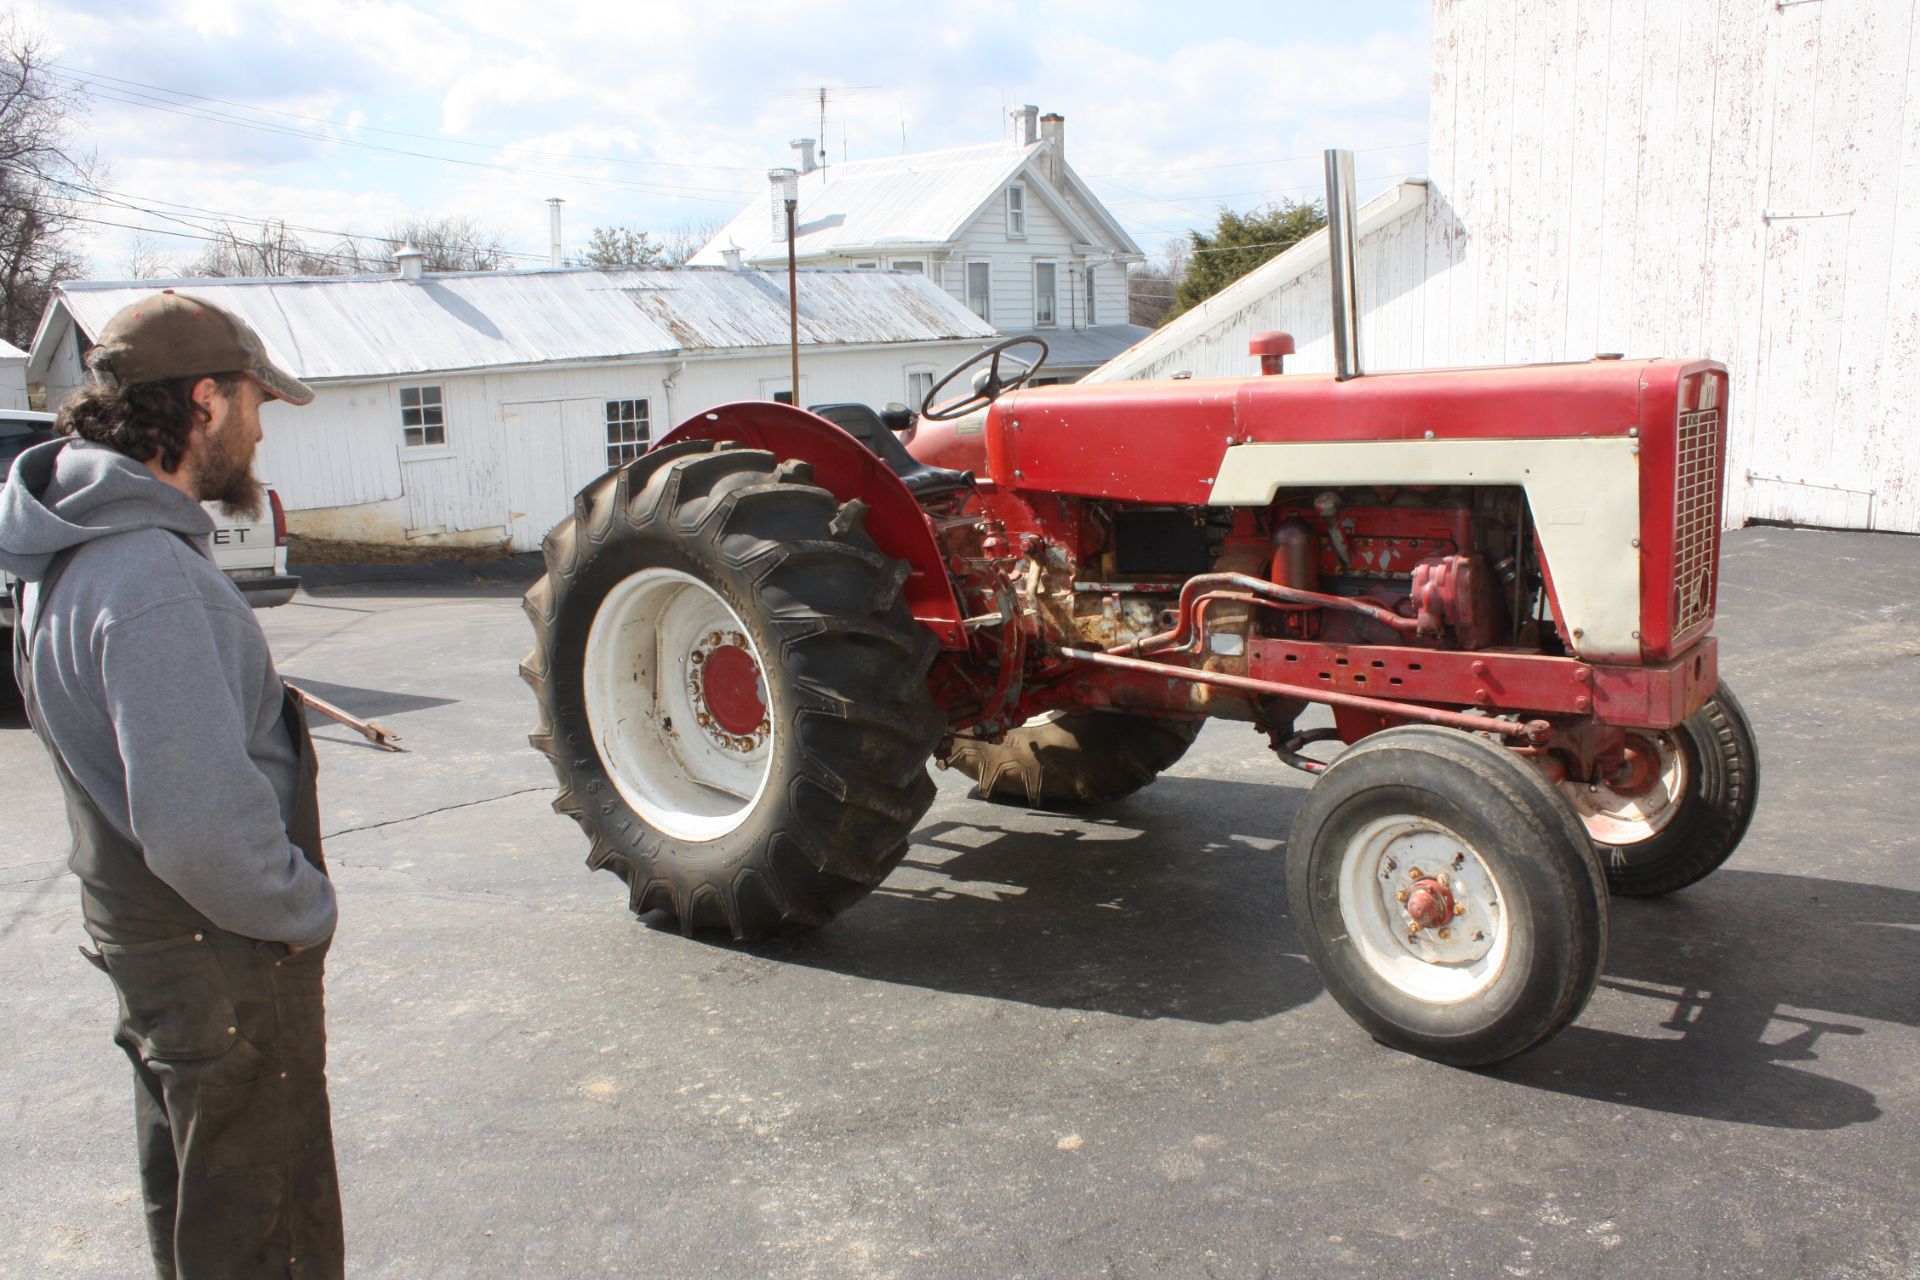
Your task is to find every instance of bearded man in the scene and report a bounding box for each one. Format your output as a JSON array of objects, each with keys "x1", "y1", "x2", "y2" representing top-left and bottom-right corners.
[{"x1": 0, "y1": 291, "x2": 343, "y2": 1279}]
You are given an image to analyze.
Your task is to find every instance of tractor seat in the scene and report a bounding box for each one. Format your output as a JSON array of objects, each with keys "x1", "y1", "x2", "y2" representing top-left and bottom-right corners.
[{"x1": 808, "y1": 402, "x2": 976, "y2": 502}]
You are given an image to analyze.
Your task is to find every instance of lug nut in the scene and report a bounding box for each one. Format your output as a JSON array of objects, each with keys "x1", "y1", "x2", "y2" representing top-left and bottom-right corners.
[
  {"x1": 1396, "y1": 890, "x2": 1409, "y2": 903},
  {"x1": 1408, "y1": 923, "x2": 1422, "y2": 936},
  {"x1": 1453, "y1": 903, "x2": 1466, "y2": 917},
  {"x1": 1409, "y1": 867, "x2": 1423, "y2": 880},
  {"x1": 1438, "y1": 928, "x2": 1451, "y2": 940}
]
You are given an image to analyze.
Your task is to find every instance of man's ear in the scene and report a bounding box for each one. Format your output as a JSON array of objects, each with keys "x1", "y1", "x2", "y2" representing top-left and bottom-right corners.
[{"x1": 187, "y1": 376, "x2": 221, "y2": 428}]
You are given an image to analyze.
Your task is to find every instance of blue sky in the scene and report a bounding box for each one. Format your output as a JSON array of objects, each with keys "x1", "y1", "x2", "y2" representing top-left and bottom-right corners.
[{"x1": 29, "y1": 0, "x2": 1432, "y2": 276}]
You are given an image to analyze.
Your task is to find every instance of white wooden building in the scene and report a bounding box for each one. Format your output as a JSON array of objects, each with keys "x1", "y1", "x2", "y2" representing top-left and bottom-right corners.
[
  {"x1": 690, "y1": 107, "x2": 1151, "y2": 382},
  {"x1": 1099, "y1": 0, "x2": 1920, "y2": 534},
  {"x1": 0, "y1": 340, "x2": 27, "y2": 411},
  {"x1": 29, "y1": 265, "x2": 996, "y2": 549}
]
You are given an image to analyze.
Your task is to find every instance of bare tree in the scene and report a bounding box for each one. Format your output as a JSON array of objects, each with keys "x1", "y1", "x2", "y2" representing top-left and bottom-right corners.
[
  {"x1": 0, "y1": 18, "x2": 98, "y2": 347},
  {"x1": 186, "y1": 221, "x2": 356, "y2": 278},
  {"x1": 378, "y1": 216, "x2": 512, "y2": 272},
  {"x1": 659, "y1": 215, "x2": 725, "y2": 266},
  {"x1": 121, "y1": 230, "x2": 174, "y2": 280}
]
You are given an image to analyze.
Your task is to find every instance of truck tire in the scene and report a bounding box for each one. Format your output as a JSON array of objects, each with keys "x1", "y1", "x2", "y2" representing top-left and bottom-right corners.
[
  {"x1": 1286, "y1": 725, "x2": 1608, "y2": 1067},
  {"x1": 1557, "y1": 686, "x2": 1759, "y2": 897},
  {"x1": 941, "y1": 712, "x2": 1201, "y2": 807},
  {"x1": 521, "y1": 440, "x2": 945, "y2": 939}
]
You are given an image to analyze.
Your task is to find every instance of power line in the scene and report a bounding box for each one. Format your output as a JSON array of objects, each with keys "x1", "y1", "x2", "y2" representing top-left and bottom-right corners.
[
  {"x1": 1097, "y1": 169, "x2": 1430, "y2": 209},
  {"x1": 1087, "y1": 140, "x2": 1427, "y2": 180},
  {"x1": 54, "y1": 71, "x2": 759, "y2": 206},
  {"x1": 51, "y1": 61, "x2": 772, "y2": 174}
]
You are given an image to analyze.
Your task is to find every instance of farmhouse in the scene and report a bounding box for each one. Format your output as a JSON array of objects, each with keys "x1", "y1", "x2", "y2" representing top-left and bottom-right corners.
[
  {"x1": 691, "y1": 106, "x2": 1150, "y2": 383},
  {"x1": 1101, "y1": 0, "x2": 1920, "y2": 534},
  {"x1": 28, "y1": 261, "x2": 996, "y2": 549}
]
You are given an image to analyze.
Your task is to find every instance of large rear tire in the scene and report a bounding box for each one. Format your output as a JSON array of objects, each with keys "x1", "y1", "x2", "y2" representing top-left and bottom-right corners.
[
  {"x1": 521, "y1": 440, "x2": 944, "y2": 939},
  {"x1": 942, "y1": 711, "x2": 1201, "y2": 807},
  {"x1": 1557, "y1": 686, "x2": 1760, "y2": 897},
  {"x1": 1287, "y1": 725, "x2": 1609, "y2": 1066}
]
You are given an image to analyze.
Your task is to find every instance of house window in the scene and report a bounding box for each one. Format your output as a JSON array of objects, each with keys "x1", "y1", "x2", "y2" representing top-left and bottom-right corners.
[
  {"x1": 853, "y1": 259, "x2": 880, "y2": 269},
  {"x1": 773, "y1": 390, "x2": 795, "y2": 405},
  {"x1": 605, "y1": 399, "x2": 649, "y2": 468},
  {"x1": 892, "y1": 260, "x2": 925, "y2": 274},
  {"x1": 1034, "y1": 262, "x2": 1057, "y2": 327},
  {"x1": 1084, "y1": 265, "x2": 1097, "y2": 326},
  {"x1": 907, "y1": 368, "x2": 935, "y2": 409},
  {"x1": 1006, "y1": 185, "x2": 1026, "y2": 238},
  {"x1": 966, "y1": 261, "x2": 992, "y2": 320},
  {"x1": 400, "y1": 385, "x2": 445, "y2": 447}
]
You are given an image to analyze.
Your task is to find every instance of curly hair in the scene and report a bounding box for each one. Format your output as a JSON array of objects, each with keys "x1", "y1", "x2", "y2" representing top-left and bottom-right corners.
[{"x1": 56, "y1": 373, "x2": 244, "y2": 473}]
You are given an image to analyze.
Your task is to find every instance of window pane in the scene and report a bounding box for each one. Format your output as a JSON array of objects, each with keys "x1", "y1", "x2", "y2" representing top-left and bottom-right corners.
[
  {"x1": 967, "y1": 262, "x2": 990, "y2": 318},
  {"x1": 400, "y1": 387, "x2": 420, "y2": 408},
  {"x1": 404, "y1": 426, "x2": 423, "y2": 447},
  {"x1": 423, "y1": 405, "x2": 444, "y2": 426},
  {"x1": 907, "y1": 370, "x2": 934, "y2": 405},
  {"x1": 402, "y1": 407, "x2": 421, "y2": 427},
  {"x1": 1035, "y1": 263, "x2": 1056, "y2": 325},
  {"x1": 426, "y1": 425, "x2": 446, "y2": 446},
  {"x1": 422, "y1": 386, "x2": 442, "y2": 406},
  {"x1": 1085, "y1": 266, "x2": 1097, "y2": 325},
  {"x1": 894, "y1": 260, "x2": 924, "y2": 274}
]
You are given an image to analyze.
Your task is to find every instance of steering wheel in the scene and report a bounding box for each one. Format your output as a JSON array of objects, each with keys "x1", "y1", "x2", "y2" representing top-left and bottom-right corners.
[{"x1": 921, "y1": 336, "x2": 1050, "y2": 420}]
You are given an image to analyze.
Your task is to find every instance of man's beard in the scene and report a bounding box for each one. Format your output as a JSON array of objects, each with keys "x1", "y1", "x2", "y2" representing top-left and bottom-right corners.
[{"x1": 198, "y1": 421, "x2": 265, "y2": 521}]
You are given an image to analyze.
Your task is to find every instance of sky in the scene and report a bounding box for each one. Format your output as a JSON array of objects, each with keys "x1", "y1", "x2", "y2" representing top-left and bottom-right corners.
[{"x1": 26, "y1": 0, "x2": 1433, "y2": 279}]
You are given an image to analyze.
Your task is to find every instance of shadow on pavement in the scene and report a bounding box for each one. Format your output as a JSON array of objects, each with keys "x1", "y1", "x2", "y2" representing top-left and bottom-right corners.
[
  {"x1": 282, "y1": 676, "x2": 458, "y2": 727},
  {"x1": 1489, "y1": 869, "x2": 1910, "y2": 1130},
  {"x1": 757, "y1": 774, "x2": 1321, "y2": 1025}
]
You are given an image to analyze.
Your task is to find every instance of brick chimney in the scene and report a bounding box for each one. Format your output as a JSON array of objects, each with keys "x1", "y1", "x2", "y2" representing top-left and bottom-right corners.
[
  {"x1": 1013, "y1": 104, "x2": 1039, "y2": 146},
  {"x1": 1040, "y1": 112, "x2": 1065, "y2": 188},
  {"x1": 791, "y1": 138, "x2": 818, "y2": 174}
]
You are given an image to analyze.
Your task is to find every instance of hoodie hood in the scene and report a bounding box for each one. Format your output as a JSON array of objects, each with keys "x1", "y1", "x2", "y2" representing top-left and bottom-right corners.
[{"x1": 0, "y1": 438, "x2": 213, "y2": 583}]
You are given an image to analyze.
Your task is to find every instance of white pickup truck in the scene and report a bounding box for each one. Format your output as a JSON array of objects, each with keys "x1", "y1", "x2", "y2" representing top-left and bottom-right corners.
[{"x1": 2, "y1": 409, "x2": 299, "y2": 643}]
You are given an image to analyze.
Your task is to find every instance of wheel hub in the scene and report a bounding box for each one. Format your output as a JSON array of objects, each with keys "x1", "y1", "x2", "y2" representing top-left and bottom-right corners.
[
  {"x1": 691, "y1": 632, "x2": 768, "y2": 749},
  {"x1": 1604, "y1": 735, "x2": 1663, "y2": 798},
  {"x1": 1560, "y1": 729, "x2": 1686, "y2": 845},
  {"x1": 1404, "y1": 876, "x2": 1457, "y2": 930},
  {"x1": 1338, "y1": 820, "x2": 1510, "y2": 1002}
]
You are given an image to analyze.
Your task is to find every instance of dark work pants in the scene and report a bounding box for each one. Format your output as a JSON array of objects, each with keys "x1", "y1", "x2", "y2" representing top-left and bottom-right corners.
[{"x1": 92, "y1": 931, "x2": 343, "y2": 1280}]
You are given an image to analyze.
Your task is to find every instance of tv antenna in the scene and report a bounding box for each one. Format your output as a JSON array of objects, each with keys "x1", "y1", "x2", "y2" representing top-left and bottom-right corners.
[{"x1": 772, "y1": 85, "x2": 884, "y2": 169}]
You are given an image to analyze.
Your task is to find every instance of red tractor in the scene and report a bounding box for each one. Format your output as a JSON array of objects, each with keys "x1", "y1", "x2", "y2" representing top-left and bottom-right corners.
[{"x1": 521, "y1": 168, "x2": 1755, "y2": 1068}]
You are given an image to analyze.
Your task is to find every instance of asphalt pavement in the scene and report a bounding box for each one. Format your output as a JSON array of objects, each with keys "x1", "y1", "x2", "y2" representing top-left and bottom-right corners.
[{"x1": 2, "y1": 526, "x2": 1916, "y2": 1280}]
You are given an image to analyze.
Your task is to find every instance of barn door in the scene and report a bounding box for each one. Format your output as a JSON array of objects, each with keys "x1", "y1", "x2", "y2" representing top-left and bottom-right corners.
[{"x1": 502, "y1": 399, "x2": 578, "y2": 552}]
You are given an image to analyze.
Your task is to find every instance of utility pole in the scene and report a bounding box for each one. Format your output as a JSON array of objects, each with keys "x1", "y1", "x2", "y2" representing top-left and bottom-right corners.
[{"x1": 770, "y1": 167, "x2": 801, "y2": 403}]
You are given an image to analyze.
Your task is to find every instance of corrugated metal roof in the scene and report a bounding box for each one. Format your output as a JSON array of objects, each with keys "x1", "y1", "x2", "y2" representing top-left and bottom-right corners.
[
  {"x1": 1001, "y1": 324, "x2": 1152, "y2": 371},
  {"x1": 689, "y1": 142, "x2": 1042, "y2": 265},
  {"x1": 48, "y1": 266, "x2": 998, "y2": 382}
]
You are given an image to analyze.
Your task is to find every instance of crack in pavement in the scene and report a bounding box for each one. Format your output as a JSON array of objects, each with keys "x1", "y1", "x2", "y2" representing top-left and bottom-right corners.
[{"x1": 323, "y1": 785, "x2": 552, "y2": 840}]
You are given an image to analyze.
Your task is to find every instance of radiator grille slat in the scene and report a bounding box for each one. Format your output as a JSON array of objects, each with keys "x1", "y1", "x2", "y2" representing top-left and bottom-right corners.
[{"x1": 1673, "y1": 407, "x2": 1721, "y2": 637}]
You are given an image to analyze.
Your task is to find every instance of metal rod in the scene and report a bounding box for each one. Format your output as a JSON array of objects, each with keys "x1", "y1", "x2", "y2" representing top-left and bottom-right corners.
[
  {"x1": 785, "y1": 200, "x2": 801, "y2": 404},
  {"x1": 1324, "y1": 148, "x2": 1361, "y2": 381},
  {"x1": 286, "y1": 683, "x2": 405, "y2": 752},
  {"x1": 1057, "y1": 647, "x2": 1542, "y2": 741},
  {"x1": 1113, "y1": 571, "x2": 1417, "y2": 657}
]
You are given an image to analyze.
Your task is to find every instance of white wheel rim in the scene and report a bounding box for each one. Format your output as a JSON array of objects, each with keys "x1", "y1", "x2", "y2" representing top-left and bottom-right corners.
[
  {"x1": 1560, "y1": 732, "x2": 1686, "y2": 845},
  {"x1": 582, "y1": 568, "x2": 774, "y2": 842},
  {"x1": 1336, "y1": 816, "x2": 1512, "y2": 1003}
]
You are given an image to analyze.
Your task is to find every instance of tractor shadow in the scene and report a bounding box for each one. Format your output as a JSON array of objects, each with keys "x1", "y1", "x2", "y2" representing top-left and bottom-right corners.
[
  {"x1": 759, "y1": 773, "x2": 1323, "y2": 1026},
  {"x1": 760, "y1": 773, "x2": 1905, "y2": 1131},
  {"x1": 1485, "y1": 870, "x2": 1911, "y2": 1130}
]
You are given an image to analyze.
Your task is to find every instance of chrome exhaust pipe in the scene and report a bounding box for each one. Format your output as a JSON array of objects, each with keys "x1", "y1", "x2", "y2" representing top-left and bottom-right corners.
[{"x1": 1324, "y1": 149, "x2": 1361, "y2": 381}]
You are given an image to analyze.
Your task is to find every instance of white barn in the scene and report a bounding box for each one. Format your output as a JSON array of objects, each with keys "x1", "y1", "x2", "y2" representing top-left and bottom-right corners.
[
  {"x1": 29, "y1": 265, "x2": 996, "y2": 549},
  {"x1": 1101, "y1": 0, "x2": 1920, "y2": 533},
  {"x1": 690, "y1": 107, "x2": 1150, "y2": 382},
  {"x1": 0, "y1": 339, "x2": 26, "y2": 411}
]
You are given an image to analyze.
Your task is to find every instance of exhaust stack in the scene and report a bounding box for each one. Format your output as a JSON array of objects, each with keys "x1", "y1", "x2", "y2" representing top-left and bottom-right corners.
[{"x1": 1324, "y1": 149, "x2": 1361, "y2": 381}]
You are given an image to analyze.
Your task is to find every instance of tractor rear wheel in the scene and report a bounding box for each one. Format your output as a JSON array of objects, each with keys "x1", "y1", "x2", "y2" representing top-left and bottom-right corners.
[
  {"x1": 521, "y1": 440, "x2": 945, "y2": 939},
  {"x1": 1557, "y1": 685, "x2": 1760, "y2": 897},
  {"x1": 1286, "y1": 725, "x2": 1609, "y2": 1066},
  {"x1": 941, "y1": 712, "x2": 1202, "y2": 808}
]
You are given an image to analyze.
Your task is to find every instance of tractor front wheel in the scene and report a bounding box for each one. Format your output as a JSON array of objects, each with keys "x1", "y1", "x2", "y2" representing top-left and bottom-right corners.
[
  {"x1": 942, "y1": 712, "x2": 1202, "y2": 808},
  {"x1": 1556, "y1": 686, "x2": 1760, "y2": 897},
  {"x1": 521, "y1": 440, "x2": 945, "y2": 939},
  {"x1": 1286, "y1": 726, "x2": 1609, "y2": 1066}
]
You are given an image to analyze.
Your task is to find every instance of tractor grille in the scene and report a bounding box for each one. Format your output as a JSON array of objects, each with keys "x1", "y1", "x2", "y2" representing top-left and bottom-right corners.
[{"x1": 1672, "y1": 406, "x2": 1721, "y2": 637}]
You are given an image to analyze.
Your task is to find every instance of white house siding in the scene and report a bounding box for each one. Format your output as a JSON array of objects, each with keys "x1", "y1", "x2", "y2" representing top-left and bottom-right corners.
[
  {"x1": 954, "y1": 187, "x2": 1087, "y2": 333},
  {"x1": 261, "y1": 342, "x2": 981, "y2": 550},
  {"x1": 0, "y1": 361, "x2": 24, "y2": 411},
  {"x1": 1422, "y1": 0, "x2": 1920, "y2": 532}
]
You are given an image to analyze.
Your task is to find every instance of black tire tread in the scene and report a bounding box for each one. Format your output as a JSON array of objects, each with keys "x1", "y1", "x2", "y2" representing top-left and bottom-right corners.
[
  {"x1": 521, "y1": 443, "x2": 942, "y2": 940},
  {"x1": 943, "y1": 712, "x2": 1202, "y2": 808}
]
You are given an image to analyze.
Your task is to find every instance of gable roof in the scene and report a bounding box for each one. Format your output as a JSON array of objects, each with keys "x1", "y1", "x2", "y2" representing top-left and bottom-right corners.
[
  {"x1": 0, "y1": 339, "x2": 25, "y2": 362},
  {"x1": 688, "y1": 139, "x2": 1142, "y2": 266},
  {"x1": 32, "y1": 266, "x2": 997, "y2": 384}
]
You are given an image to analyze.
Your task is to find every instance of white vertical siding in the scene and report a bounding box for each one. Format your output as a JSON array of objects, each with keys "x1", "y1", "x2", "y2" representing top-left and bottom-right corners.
[{"x1": 1423, "y1": 0, "x2": 1920, "y2": 532}]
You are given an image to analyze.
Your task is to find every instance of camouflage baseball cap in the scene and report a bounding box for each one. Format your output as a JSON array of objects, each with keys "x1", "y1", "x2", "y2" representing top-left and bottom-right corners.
[{"x1": 87, "y1": 289, "x2": 314, "y2": 405}]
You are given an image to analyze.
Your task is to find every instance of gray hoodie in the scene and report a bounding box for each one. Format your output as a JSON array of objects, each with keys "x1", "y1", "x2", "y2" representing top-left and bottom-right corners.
[{"x1": 1, "y1": 438, "x2": 336, "y2": 946}]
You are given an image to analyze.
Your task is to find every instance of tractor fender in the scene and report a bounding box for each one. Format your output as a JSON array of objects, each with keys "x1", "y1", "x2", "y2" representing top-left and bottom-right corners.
[{"x1": 657, "y1": 401, "x2": 967, "y2": 648}]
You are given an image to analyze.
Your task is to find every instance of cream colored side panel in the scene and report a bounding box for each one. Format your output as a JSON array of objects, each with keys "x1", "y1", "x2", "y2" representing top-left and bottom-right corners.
[{"x1": 1210, "y1": 438, "x2": 1643, "y2": 659}]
